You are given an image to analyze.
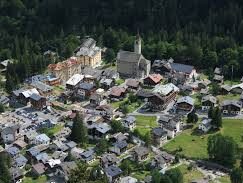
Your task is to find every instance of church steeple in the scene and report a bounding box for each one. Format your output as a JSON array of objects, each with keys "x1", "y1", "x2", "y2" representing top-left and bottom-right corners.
[{"x1": 134, "y1": 31, "x2": 142, "y2": 54}]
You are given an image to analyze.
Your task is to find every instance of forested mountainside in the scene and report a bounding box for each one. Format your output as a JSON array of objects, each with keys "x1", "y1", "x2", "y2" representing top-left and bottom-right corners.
[{"x1": 1, "y1": 0, "x2": 243, "y2": 90}]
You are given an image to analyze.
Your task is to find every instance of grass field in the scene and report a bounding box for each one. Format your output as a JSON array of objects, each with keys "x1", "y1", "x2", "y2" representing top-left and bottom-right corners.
[
  {"x1": 111, "y1": 98, "x2": 142, "y2": 113},
  {"x1": 134, "y1": 115, "x2": 157, "y2": 135},
  {"x1": 217, "y1": 94, "x2": 240, "y2": 103},
  {"x1": 23, "y1": 175, "x2": 47, "y2": 183},
  {"x1": 40, "y1": 124, "x2": 63, "y2": 137},
  {"x1": 164, "y1": 119, "x2": 243, "y2": 159},
  {"x1": 178, "y1": 164, "x2": 204, "y2": 183},
  {"x1": 224, "y1": 80, "x2": 241, "y2": 85}
]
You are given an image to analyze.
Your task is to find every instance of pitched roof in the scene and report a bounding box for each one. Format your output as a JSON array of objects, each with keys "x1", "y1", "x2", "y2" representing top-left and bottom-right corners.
[
  {"x1": 152, "y1": 127, "x2": 167, "y2": 137},
  {"x1": 214, "y1": 67, "x2": 222, "y2": 75},
  {"x1": 66, "y1": 74, "x2": 84, "y2": 86},
  {"x1": 30, "y1": 81, "x2": 53, "y2": 92},
  {"x1": 109, "y1": 86, "x2": 126, "y2": 97},
  {"x1": 170, "y1": 63, "x2": 194, "y2": 74},
  {"x1": 177, "y1": 96, "x2": 194, "y2": 106},
  {"x1": 79, "y1": 82, "x2": 95, "y2": 90},
  {"x1": 145, "y1": 74, "x2": 163, "y2": 83},
  {"x1": 213, "y1": 74, "x2": 224, "y2": 81},
  {"x1": 153, "y1": 83, "x2": 179, "y2": 96},
  {"x1": 222, "y1": 100, "x2": 242, "y2": 108},
  {"x1": 134, "y1": 146, "x2": 149, "y2": 157},
  {"x1": 126, "y1": 79, "x2": 140, "y2": 88},
  {"x1": 32, "y1": 163, "x2": 46, "y2": 175},
  {"x1": 104, "y1": 165, "x2": 123, "y2": 177},
  {"x1": 21, "y1": 88, "x2": 39, "y2": 98},
  {"x1": 117, "y1": 50, "x2": 142, "y2": 63},
  {"x1": 113, "y1": 140, "x2": 128, "y2": 149},
  {"x1": 0, "y1": 96, "x2": 10, "y2": 105},
  {"x1": 202, "y1": 95, "x2": 217, "y2": 104},
  {"x1": 29, "y1": 93, "x2": 45, "y2": 101}
]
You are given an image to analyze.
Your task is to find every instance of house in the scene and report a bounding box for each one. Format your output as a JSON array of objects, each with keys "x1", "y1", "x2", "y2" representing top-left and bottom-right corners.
[
  {"x1": 19, "y1": 88, "x2": 40, "y2": 105},
  {"x1": 158, "y1": 115, "x2": 181, "y2": 139},
  {"x1": 30, "y1": 81, "x2": 53, "y2": 96},
  {"x1": 125, "y1": 79, "x2": 141, "y2": 90},
  {"x1": 10, "y1": 167, "x2": 24, "y2": 182},
  {"x1": 82, "y1": 67, "x2": 103, "y2": 82},
  {"x1": 96, "y1": 105, "x2": 113, "y2": 120},
  {"x1": 151, "y1": 127, "x2": 167, "y2": 146},
  {"x1": 76, "y1": 82, "x2": 96, "y2": 99},
  {"x1": 26, "y1": 146, "x2": 41, "y2": 160},
  {"x1": 13, "y1": 155, "x2": 28, "y2": 169},
  {"x1": 136, "y1": 89, "x2": 154, "y2": 100},
  {"x1": 6, "y1": 146, "x2": 20, "y2": 157},
  {"x1": 74, "y1": 37, "x2": 102, "y2": 68},
  {"x1": 170, "y1": 62, "x2": 197, "y2": 79},
  {"x1": 117, "y1": 35, "x2": 151, "y2": 79},
  {"x1": 148, "y1": 83, "x2": 179, "y2": 111},
  {"x1": 104, "y1": 165, "x2": 123, "y2": 183},
  {"x1": 0, "y1": 95, "x2": 10, "y2": 106},
  {"x1": 100, "y1": 153, "x2": 118, "y2": 168},
  {"x1": 32, "y1": 163, "x2": 46, "y2": 176},
  {"x1": 120, "y1": 176, "x2": 138, "y2": 183},
  {"x1": 160, "y1": 151, "x2": 175, "y2": 164},
  {"x1": 151, "y1": 154, "x2": 167, "y2": 171},
  {"x1": 201, "y1": 95, "x2": 217, "y2": 110},
  {"x1": 133, "y1": 146, "x2": 149, "y2": 162},
  {"x1": 14, "y1": 140, "x2": 28, "y2": 149},
  {"x1": 221, "y1": 85, "x2": 231, "y2": 94},
  {"x1": 100, "y1": 78, "x2": 115, "y2": 90},
  {"x1": 199, "y1": 118, "x2": 212, "y2": 133},
  {"x1": 122, "y1": 116, "x2": 136, "y2": 131},
  {"x1": 36, "y1": 152, "x2": 50, "y2": 164},
  {"x1": 143, "y1": 74, "x2": 163, "y2": 86},
  {"x1": 200, "y1": 88, "x2": 209, "y2": 96},
  {"x1": 168, "y1": 72, "x2": 187, "y2": 85},
  {"x1": 110, "y1": 132, "x2": 128, "y2": 143},
  {"x1": 24, "y1": 131, "x2": 39, "y2": 144},
  {"x1": 176, "y1": 96, "x2": 194, "y2": 112},
  {"x1": 1, "y1": 124, "x2": 20, "y2": 144},
  {"x1": 198, "y1": 80, "x2": 211, "y2": 89},
  {"x1": 66, "y1": 74, "x2": 84, "y2": 90},
  {"x1": 214, "y1": 67, "x2": 222, "y2": 75},
  {"x1": 109, "y1": 140, "x2": 128, "y2": 155},
  {"x1": 102, "y1": 68, "x2": 119, "y2": 80},
  {"x1": 87, "y1": 123, "x2": 111, "y2": 139},
  {"x1": 48, "y1": 57, "x2": 81, "y2": 83},
  {"x1": 0, "y1": 59, "x2": 13, "y2": 72},
  {"x1": 56, "y1": 161, "x2": 78, "y2": 182},
  {"x1": 80, "y1": 148, "x2": 95, "y2": 163},
  {"x1": 109, "y1": 86, "x2": 126, "y2": 100},
  {"x1": 34, "y1": 134, "x2": 50, "y2": 145},
  {"x1": 152, "y1": 59, "x2": 173, "y2": 75},
  {"x1": 222, "y1": 100, "x2": 242, "y2": 115},
  {"x1": 90, "y1": 93, "x2": 103, "y2": 107},
  {"x1": 213, "y1": 75, "x2": 224, "y2": 84},
  {"x1": 231, "y1": 83, "x2": 243, "y2": 94},
  {"x1": 29, "y1": 93, "x2": 46, "y2": 110}
]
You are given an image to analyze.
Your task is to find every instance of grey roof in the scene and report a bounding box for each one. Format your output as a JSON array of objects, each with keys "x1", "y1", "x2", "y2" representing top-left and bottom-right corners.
[
  {"x1": 14, "y1": 155, "x2": 28, "y2": 167},
  {"x1": 170, "y1": 63, "x2": 194, "y2": 74},
  {"x1": 177, "y1": 96, "x2": 194, "y2": 106},
  {"x1": 222, "y1": 100, "x2": 242, "y2": 108},
  {"x1": 59, "y1": 161, "x2": 78, "y2": 176},
  {"x1": 27, "y1": 147, "x2": 40, "y2": 157},
  {"x1": 36, "y1": 152, "x2": 49, "y2": 162},
  {"x1": 113, "y1": 140, "x2": 128, "y2": 149},
  {"x1": 154, "y1": 154, "x2": 166, "y2": 165},
  {"x1": 202, "y1": 95, "x2": 217, "y2": 104},
  {"x1": 7, "y1": 146, "x2": 20, "y2": 156},
  {"x1": 81, "y1": 149, "x2": 95, "y2": 158},
  {"x1": 31, "y1": 81, "x2": 53, "y2": 92},
  {"x1": 94, "y1": 123, "x2": 111, "y2": 134},
  {"x1": 75, "y1": 38, "x2": 101, "y2": 57},
  {"x1": 1, "y1": 124, "x2": 20, "y2": 135},
  {"x1": 117, "y1": 50, "x2": 142, "y2": 63},
  {"x1": 134, "y1": 146, "x2": 149, "y2": 157},
  {"x1": 104, "y1": 165, "x2": 123, "y2": 177},
  {"x1": 90, "y1": 93, "x2": 101, "y2": 101},
  {"x1": 100, "y1": 78, "x2": 113, "y2": 85},
  {"x1": 0, "y1": 96, "x2": 10, "y2": 105},
  {"x1": 124, "y1": 116, "x2": 136, "y2": 124},
  {"x1": 29, "y1": 93, "x2": 44, "y2": 101},
  {"x1": 201, "y1": 118, "x2": 212, "y2": 128},
  {"x1": 66, "y1": 141, "x2": 77, "y2": 149},
  {"x1": 12, "y1": 88, "x2": 25, "y2": 97},
  {"x1": 102, "y1": 69, "x2": 118, "y2": 79},
  {"x1": 79, "y1": 82, "x2": 95, "y2": 90},
  {"x1": 213, "y1": 74, "x2": 224, "y2": 81},
  {"x1": 221, "y1": 85, "x2": 231, "y2": 92},
  {"x1": 101, "y1": 153, "x2": 118, "y2": 164},
  {"x1": 152, "y1": 127, "x2": 167, "y2": 137},
  {"x1": 81, "y1": 67, "x2": 103, "y2": 79},
  {"x1": 214, "y1": 67, "x2": 222, "y2": 75}
]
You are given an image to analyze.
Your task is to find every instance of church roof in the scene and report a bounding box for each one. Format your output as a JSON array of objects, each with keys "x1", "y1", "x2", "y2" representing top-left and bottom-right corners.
[{"x1": 117, "y1": 50, "x2": 142, "y2": 63}]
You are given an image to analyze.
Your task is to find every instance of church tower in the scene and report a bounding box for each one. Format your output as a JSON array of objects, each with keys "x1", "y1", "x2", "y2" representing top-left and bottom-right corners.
[{"x1": 134, "y1": 33, "x2": 142, "y2": 54}]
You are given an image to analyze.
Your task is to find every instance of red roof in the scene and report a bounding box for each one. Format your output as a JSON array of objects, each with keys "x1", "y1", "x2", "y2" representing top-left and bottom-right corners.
[{"x1": 146, "y1": 74, "x2": 163, "y2": 83}]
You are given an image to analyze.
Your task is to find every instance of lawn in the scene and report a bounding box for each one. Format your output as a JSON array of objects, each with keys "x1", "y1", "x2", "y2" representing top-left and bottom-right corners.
[
  {"x1": 40, "y1": 124, "x2": 63, "y2": 137},
  {"x1": 111, "y1": 98, "x2": 142, "y2": 113},
  {"x1": 216, "y1": 176, "x2": 231, "y2": 183},
  {"x1": 177, "y1": 164, "x2": 204, "y2": 183},
  {"x1": 217, "y1": 94, "x2": 240, "y2": 103},
  {"x1": 134, "y1": 115, "x2": 157, "y2": 136},
  {"x1": 115, "y1": 78, "x2": 125, "y2": 85},
  {"x1": 224, "y1": 80, "x2": 241, "y2": 85},
  {"x1": 163, "y1": 119, "x2": 243, "y2": 159},
  {"x1": 23, "y1": 175, "x2": 47, "y2": 183},
  {"x1": 132, "y1": 170, "x2": 150, "y2": 181}
]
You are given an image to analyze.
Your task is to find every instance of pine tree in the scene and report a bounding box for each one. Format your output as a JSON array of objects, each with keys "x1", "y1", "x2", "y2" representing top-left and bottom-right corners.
[
  {"x1": 70, "y1": 113, "x2": 88, "y2": 147},
  {"x1": 208, "y1": 106, "x2": 214, "y2": 119}
]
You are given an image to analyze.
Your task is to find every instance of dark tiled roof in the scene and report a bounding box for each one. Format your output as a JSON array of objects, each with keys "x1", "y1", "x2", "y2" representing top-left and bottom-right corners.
[
  {"x1": 152, "y1": 127, "x2": 167, "y2": 137},
  {"x1": 104, "y1": 165, "x2": 123, "y2": 177},
  {"x1": 79, "y1": 82, "x2": 95, "y2": 90},
  {"x1": 113, "y1": 140, "x2": 128, "y2": 149},
  {"x1": 170, "y1": 63, "x2": 194, "y2": 74}
]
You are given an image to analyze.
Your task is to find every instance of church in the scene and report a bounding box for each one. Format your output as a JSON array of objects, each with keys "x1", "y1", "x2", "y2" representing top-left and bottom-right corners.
[{"x1": 116, "y1": 35, "x2": 151, "y2": 79}]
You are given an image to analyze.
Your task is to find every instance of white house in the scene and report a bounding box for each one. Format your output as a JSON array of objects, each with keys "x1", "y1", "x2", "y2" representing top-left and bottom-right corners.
[{"x1": 198, "y1": 118, "x2": 212, "y2": 133}]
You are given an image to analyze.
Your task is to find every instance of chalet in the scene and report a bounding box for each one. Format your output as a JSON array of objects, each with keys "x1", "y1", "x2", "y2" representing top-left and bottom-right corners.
[
  {"x1": 89, "y1": 93, "x2": 103, "y2": 107},
  {"x1": 56, "y1": 161, "x2": 78, "y2": 182},
  {"x1": 231, "y1": 83, "x2": 243, "y2": 94},
  {"x1": 214, "y1": 67, "x2": 222, "y2": 75},
  {"x1": 87, "y1": 123, "x2": 111, "y2": 139},
  {"x1": 102, "y1": 68, "x2": 119, "y2": 80},
  {"x1": 19, "y1": 88, "x2": 39, "y2": 105},
  {"x1": 32, "y1": 163, "x2": 46, "y2": 176},
  {"x1": 110, "y1": 132, "x2": 128, "y2": 143},
  {"x1": 34, "y1": 134, "x2": 50, "y2": 145},
  {"x1": 104, "y1": 165, "x2": 123, "y2": 183},
  {"x1": 221, "y1": 85, "x2": 231, "y2": 94},
  {"x1": 201, "y1": 95, "x2": 217, "y2": 110},
  {"x1": 10, "y1": 168, "x2": 24, "y2": 182},
  {"x1": 198, "y1": 80, "x2": 211, "y2": 89},
  {"x1": 109, "y1": 140, "x2": 128, "y2": 155},
  {"x1": 13, "y1": 155, "x2": 28, "y2": 169},
  {"x1": 151, "y1": 154, "x2": 167, "y2": 171},
  {"x1": 80, "y1": 148, "x2": 95, "y2": 163},
  {"x1": 133, "y1": 146, "x2": 149, "y2": 162},
  {"x1": 170, "y1": 62, "x2": 197, "y2": 79},
  {"x1": 222, "y1": 100, "x2": 242, "y2": 115},
  {"x1": 213, "y1": 75, "x2": 224, "y2": 84},
  {"x1": 30, "y1": 81, "x2": 53, "y2": 96},
  {"x1": 200, "y1": 88, "x2": 209, "y2": 95},
  {"x1": 136, "y1": 89, "x2": 153, "y2": 100},
  {"x1": 122, "y1": 116, "x2": 136, "y2": 131},
  {"x1": 148, "y1": 83, "x2": 179, "y2": 111},
  {"x1": 6, "y1": 146, "x2": 20, "y2": 157},
  {"x1": 46, "y1": 75, "x2": 60, "y2": 86},
  {"x1": 151, "y1": 127, "x2": 167, "y2": 146},
  {"x1": 158, "y1": 115, "x2": 181, "y2": 139},
  {"x1": 100, "y1": 78, "x2": 114, "y2": 90},
  {"x1": 160, "y1": 151, "x2": 175, "y2": 164},
  {"x1": 168, "y1": 72, "x2": 187, "y2": 85},
  {"x1": 95, "y1": 105, "x2": 113, "y2": 120},
  {"x1": 81, "y1": 67, "x2": 103, "y2": 82},
  {"x1": 100, "y1": 153, "x2": 118, "y2": 168},
  {"x1": 0, "y1": 95, "x2": 10, "y2": 106},
  {"x1": 176, "y1": 96, "x2": 194, "y2": 112},
  {"x1": 66, "y1": 74, "x2": 84, "y2": 90},
  {"x1": 125, "y1": 79, "x2": 141, "y2": 91},
  {"x1": 109, "y1": 86, "x2": 126, "y2": 100},
  {"x1": 76, "y1": 82, "x2": 96, "y2": 99},
  {"x1": 143, "y1": 74, "x2": 163, "y2": 86},
  {"x1": 1, "y1": 124, "x2": 20, "y2": 144},
  {"x1": 152, "y1": 59, "x2": 173, "y2": 75},
  {"x1": 199, "y1": 118, "x2": 212, "y2": 133},
  {"x1": 29, "y1": 93, "x2": 46, "y2": 110}
]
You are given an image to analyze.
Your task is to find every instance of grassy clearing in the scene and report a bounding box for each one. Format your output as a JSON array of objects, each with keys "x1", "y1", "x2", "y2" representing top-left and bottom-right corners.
[
  {"x1": 115, "y1": 79, "x2": 125, "y2": 85},
  {"x1": 217, "y1": 94, "x2": 240, "y2": 103},
  {"x1": 40, "y1": 124, "x2": 63, "y2": 137},
  {"x1": 111, "y1": 98, "x2": 142, "y2": 113},
  {"x1": 224, "y1": 80, "x2": 241, "y2": 86},
  {"x1": 177, "y1": 164, "x2": 204, "y2": 183},
  {"x1": 216, "y1": 176, "x2": 231, "y2": 183},
  {"x1": 164, "y1": 119, "x2": 243, "y2": 159},
  {"x1": 134, "y1": 116, "x2": 157, "y2": 136},
  {"x1": 23, "y1": 175, "x2": 47, "y2": 183}
]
